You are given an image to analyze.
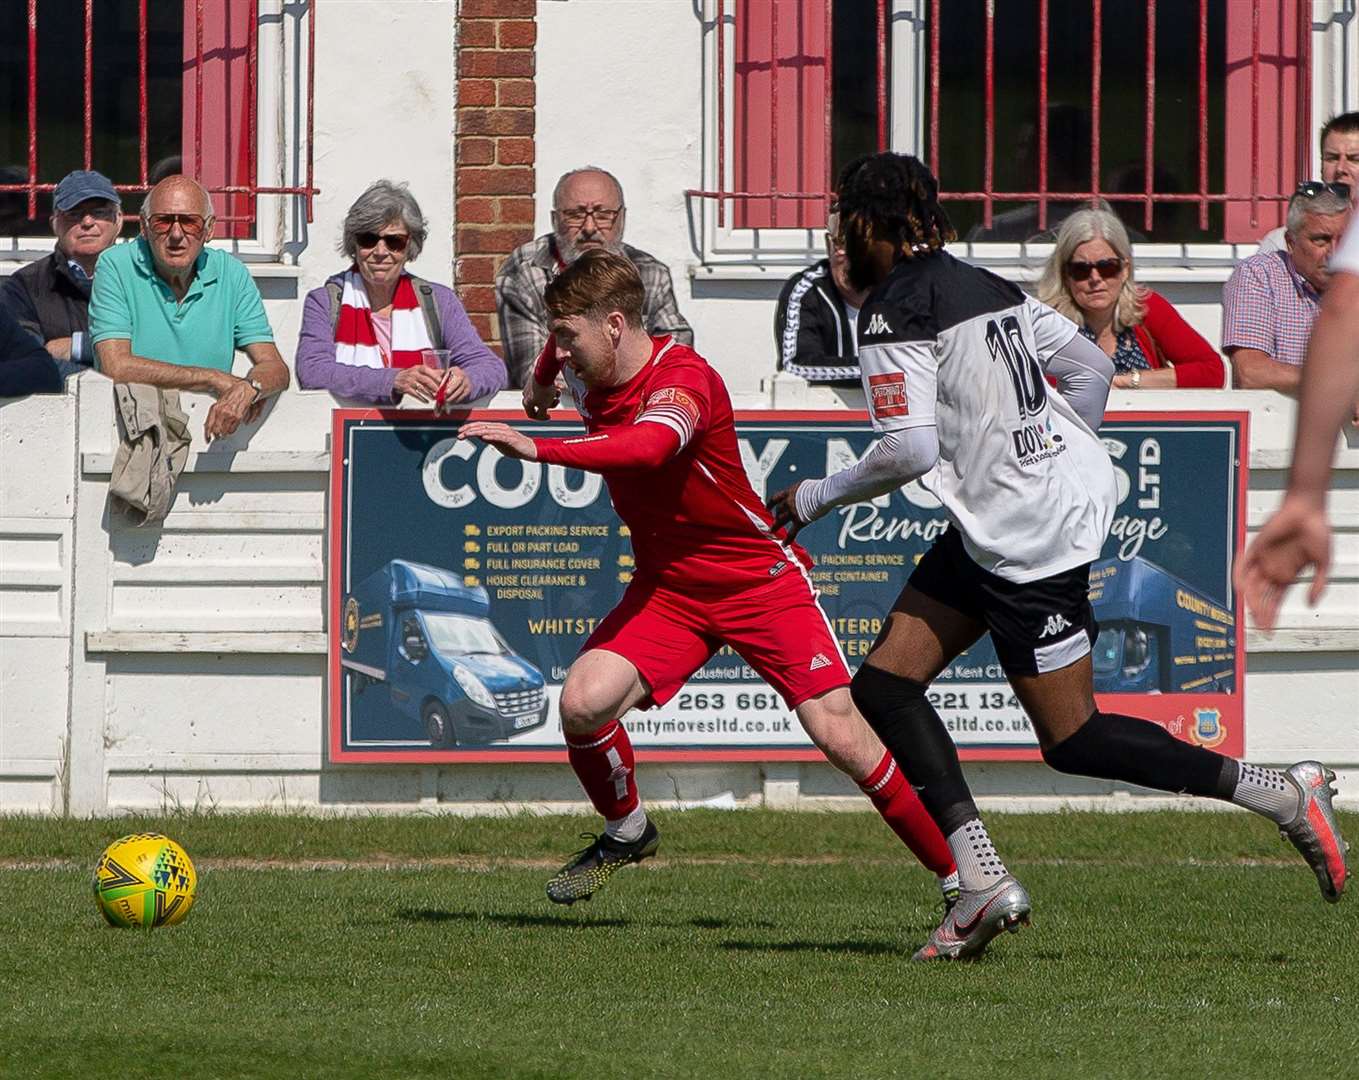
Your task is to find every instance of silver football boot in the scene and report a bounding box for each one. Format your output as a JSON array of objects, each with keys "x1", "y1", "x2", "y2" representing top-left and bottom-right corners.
[
  {"x1": 912, "y1": 874, "x2": 1031, "y2": 961},
  {"x1": 1280, "y1": 761, "x2": 1350, "y2": 903}
]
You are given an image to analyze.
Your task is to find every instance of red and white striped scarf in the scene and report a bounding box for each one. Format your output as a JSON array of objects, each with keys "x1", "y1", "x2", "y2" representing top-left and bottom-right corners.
[{"x1": 333, "y1": 270, "x2": 432, "y2": 369}]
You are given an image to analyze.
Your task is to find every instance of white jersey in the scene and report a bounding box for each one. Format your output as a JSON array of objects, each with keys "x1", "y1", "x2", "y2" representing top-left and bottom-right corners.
[
  {"x1": 856, "y1": 251, "x2": 1117, "y2": 583},
  {"x1": 1332, "y1": 213, "x2": 1359, "y2": 276}
]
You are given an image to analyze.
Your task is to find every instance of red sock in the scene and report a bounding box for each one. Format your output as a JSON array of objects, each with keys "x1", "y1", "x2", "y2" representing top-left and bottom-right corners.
[
  {"x1": 565, "y1": 720, "x2": 639, "y2": 820},
  {"x1": 857, "y1": 751, "x2": 955, "y2": 877}
]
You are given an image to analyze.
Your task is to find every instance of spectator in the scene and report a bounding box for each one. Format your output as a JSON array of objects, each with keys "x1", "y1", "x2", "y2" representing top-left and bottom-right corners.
[
  {"x1": 1, "y1": 170, "x2": 121, "y2": 381},
  {"x1": 496, "y1": 166, "x2": 692, "y2": 387},
  {"x1": 295, "y1": 181, "x2": 505, "y2": 406},
  {"x1": 0, "y1": 302, "x2": 62, "y2": 398},
  {"x1": 773, "y1": 210, "x2": 868, "y2": 385},
  {"x1": 1222, "y1": 187, "x2": 1351, "y2": 393},
  {"x1": 89, "y1": 175, "x2": 289, "y2": 441},
  {"x1": 1037, "y1": 208, "x2": 1226, "y2": 388},
  {"x1": 1256, "y1": 113, "x2": 1359, "y2": 255}
]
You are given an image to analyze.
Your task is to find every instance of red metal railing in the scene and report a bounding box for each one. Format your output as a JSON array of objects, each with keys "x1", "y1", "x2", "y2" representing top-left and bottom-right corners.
[
  {"x1": 2, "y1": 0, "x2": 318, "y2": 226},
  {"x1": 691, "y1": 0, "x2": 1312, "y2": 238}
]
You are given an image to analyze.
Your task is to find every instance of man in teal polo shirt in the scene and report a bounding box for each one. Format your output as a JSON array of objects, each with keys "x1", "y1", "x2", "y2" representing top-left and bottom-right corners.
[{"x1": 90, "y1": 175, "x2": 289, "y2": 440}]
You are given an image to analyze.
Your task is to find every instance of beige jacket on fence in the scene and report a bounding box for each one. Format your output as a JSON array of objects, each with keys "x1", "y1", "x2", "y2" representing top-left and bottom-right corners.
[{"x1": 109, "y1": 382, "x2": 191, "y2": 525}]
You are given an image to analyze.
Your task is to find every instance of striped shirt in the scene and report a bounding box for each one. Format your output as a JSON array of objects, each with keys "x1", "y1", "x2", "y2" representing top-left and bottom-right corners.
[
  {"x1": 1221, "y1": 249, "x2": 1320, "y2": 368},
  {"x1": 494, "y1": 234, "x2": 693, "y2": 389}
]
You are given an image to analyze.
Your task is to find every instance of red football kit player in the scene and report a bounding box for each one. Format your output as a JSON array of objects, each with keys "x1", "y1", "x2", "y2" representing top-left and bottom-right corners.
[{"x1": 461, "y1": 250, "x2": 955, "y2": 906}]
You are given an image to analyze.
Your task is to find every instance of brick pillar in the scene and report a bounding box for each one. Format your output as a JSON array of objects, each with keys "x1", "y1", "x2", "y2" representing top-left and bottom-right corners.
[{"x1": 455, "y1": 0, "x2": 537, "y2": 355}]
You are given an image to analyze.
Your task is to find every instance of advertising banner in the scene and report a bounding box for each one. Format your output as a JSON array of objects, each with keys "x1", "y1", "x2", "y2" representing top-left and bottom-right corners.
[{"x1": 329, "y1": 410, "x2": 1246, "y2": 763}]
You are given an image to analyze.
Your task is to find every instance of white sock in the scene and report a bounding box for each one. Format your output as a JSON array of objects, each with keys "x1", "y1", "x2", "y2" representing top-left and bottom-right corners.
[
  {"x1": 1231, "y1": 763, "x2": 1300, "y2": 825},
  {"x1": 604, "y1": 803, "x2": 648, "y2": 843},
  {"x1": 938, "y1": 870, "x2": 960, "y2": 897},
  {"x1": 947, "y1": 819, "x2": 1008, "y2": 891}
]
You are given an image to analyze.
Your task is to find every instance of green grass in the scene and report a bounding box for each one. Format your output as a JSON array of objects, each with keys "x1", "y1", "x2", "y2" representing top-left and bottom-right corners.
[{"x1": 2, "y1": 810, "x2": 1356, "y2": 1079}]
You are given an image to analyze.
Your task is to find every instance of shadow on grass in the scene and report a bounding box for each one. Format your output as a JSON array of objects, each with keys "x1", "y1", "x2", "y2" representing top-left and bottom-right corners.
[
  {"x1": 396, "y1": 908, "x2": 781, "y2": 933},
  {"x1": 720, "y1": 939, "x2": 905, "y2": 957},
  {"x1": 397, "y1": 908, "x2": 630, "y2": 930}
]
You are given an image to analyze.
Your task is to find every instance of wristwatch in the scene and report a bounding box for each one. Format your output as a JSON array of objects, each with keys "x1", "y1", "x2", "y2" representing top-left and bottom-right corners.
[
  {"x1": 1129, "y1": 369, "x2": 1142, "y2": 389},
  {"x1": 247, "y1": 377, "x2": 266, "y2": 404}
]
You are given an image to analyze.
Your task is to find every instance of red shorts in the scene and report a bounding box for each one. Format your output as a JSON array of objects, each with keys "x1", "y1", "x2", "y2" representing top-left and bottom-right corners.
[{"x1": 581, "y1": 569, "x2": 850, "y2": 710}]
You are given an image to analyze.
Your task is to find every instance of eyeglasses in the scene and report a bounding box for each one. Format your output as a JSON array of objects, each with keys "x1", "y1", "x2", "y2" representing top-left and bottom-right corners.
[
  {"x1": 1066, "y1": 257, "x2": 1124, "y2": 282},
  {"x1": 58, "y1": 205, "x2": 120, "y2": 223},
  {"x1": 145, "y1": 213, "x2": 207, "y2": 237},
  {"x1": 1295, "y1": 180, "x2": 1352, "y2": 200},
  {"x1": 354, "y1": 231, "x2": 409, "y2": 252},
  {"x1": 557, "y1": 206, "x2": 623, "y2": 227}
]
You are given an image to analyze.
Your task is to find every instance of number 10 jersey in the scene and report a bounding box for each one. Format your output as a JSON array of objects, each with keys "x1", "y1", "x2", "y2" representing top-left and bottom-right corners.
[{"x1": 856, "y1": 251, "x2": 1117, "y2": 584}]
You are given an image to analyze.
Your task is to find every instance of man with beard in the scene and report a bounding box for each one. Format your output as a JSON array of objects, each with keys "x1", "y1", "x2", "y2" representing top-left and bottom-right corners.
[{"x1": 495, "y1": 166, "x2": 692, "y2": 388}]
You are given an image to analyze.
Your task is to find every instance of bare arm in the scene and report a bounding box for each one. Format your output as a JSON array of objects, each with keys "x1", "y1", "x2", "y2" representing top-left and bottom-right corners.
[
  {"x1": 1284, "y1": 270, "x2": 1359, "y2": 498},
  {"x1": 1227, "y1": 347, "x2": 1302, "y2": 394},
  {"x1": 240, "y1": 340, "x2": 290, "y2": 397},
  {"x1": 1233, "y1": 271, "x2": 1359, "y2": 628},
  {"x1": 95, "y1": 338, "x2": 234, "y2": 395}
]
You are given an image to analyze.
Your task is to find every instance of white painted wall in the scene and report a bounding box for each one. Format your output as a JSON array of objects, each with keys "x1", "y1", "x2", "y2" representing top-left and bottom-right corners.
[
  {"x1": 2, "y1": 379, "x2": 1356, "y2": 816},
  {"x1": 2, "y1": 1, "x2": 1357, "y2": 816},
  {"x1": 534, "y1": 0, "x2": 1358, "y2": 395}
]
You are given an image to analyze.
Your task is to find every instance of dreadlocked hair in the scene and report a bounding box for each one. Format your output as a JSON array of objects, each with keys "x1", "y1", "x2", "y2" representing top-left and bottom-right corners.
[{"x1": 835, "y1": 152, "x2": 956, "y2": 258}]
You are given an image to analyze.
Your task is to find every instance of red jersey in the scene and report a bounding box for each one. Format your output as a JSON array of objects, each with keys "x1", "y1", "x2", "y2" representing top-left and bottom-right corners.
[{"x1": 533, "y1": 336, "x2": 812, "y2": 597}]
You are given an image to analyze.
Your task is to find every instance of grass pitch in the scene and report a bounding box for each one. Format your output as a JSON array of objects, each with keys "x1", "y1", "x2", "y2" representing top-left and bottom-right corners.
[{"x1": 2, "y1": 809, "x2": 1356, "y2": 1080}]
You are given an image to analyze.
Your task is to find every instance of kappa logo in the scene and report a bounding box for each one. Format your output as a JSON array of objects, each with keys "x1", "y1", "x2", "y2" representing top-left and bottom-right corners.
[
  {"x1": 808, "y1": 653, "x2": 833, "y2": 672},
  {"x1": 864, "y1": 312, "x2": 893, "y2": 335},
  {"x1": 1039, "y1": 614, "x2": 1072, "y2": 639}
]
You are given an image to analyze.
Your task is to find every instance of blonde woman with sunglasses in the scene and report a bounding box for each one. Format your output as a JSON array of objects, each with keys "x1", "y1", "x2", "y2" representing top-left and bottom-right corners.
[{"x1": 1037, "y1": 208, "x2": 1225, "y2": 389}]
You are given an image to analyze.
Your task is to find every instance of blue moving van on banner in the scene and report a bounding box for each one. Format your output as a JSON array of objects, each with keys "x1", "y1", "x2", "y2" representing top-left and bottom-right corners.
[
  {"x1": 1088, "y1": 556, "x2": 1236, "y2": 695},
  {"x1": 340, "y1": 559, "x2": 549, "y2": 747}
]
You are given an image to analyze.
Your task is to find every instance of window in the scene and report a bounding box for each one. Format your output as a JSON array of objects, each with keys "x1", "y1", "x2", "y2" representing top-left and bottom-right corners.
[
  {"x1": 0, "y1": 0, "x2": 317, "y2": 244},
  {"x1": 694, "y1": 0, "x2": 1314, "y2": 254},
  {"x1": 730, "y1": 0, "x2": 886, "y2": 229},
  {"x1": 926, "y1": 0, "x2": 1306, "y2": 244}
]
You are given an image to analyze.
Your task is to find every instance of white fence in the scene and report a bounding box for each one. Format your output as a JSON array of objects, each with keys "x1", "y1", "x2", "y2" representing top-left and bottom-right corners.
[{"x1": 1, "y1": 376, "x2": 1356, "y2": 815}]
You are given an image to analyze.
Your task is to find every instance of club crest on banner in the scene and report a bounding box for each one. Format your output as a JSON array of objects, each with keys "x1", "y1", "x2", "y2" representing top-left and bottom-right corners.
[{"x1": 1189, "y1": 707, "x2": 1227, "y2": 749}]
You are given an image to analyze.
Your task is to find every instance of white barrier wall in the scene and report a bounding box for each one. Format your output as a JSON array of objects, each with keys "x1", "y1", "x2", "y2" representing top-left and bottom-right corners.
[{"x1": 1, "y1": 379, "x2": 1356, "y2": 815}]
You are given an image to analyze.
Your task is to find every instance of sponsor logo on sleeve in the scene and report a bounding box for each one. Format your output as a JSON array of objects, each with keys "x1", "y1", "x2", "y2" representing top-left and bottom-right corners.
[
  {"x1": 646, "y1": 386, "x2": 702, "y2": 425},
  {"x1": 868, "y1": 372, "x2": 909, "y2": 418}
]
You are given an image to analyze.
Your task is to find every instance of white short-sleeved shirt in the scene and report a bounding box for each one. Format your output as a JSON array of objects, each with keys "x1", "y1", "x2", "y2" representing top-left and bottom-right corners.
[
  {"x1": 855, "y1": 252, "x2": 1117, "y2": 583},
  {"x1": 1331, "y1": 214, "x2": 1359, "y2": 276}
]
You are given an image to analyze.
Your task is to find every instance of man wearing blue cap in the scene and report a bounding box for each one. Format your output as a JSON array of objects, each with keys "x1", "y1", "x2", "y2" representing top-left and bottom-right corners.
[{"x1": 1, "y1": 169, "x2": 122, "y2": 380}]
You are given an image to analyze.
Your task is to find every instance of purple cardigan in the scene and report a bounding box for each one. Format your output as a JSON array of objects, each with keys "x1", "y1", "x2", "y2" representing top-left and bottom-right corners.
[{"x1": 295, "y1": 273, "x2": 507, "y2": 403}]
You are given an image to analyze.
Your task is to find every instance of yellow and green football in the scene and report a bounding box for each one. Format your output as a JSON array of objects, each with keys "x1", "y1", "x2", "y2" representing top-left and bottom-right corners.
[{"x1": 92, "y1": 833, "x2": 197, "y2": 928}]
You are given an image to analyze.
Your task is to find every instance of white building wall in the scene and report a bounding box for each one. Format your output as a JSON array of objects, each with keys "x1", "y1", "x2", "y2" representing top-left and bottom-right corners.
[
  {"x1": 2, "y1": 382, "x2": 1356, "y2": 816},
  {"x1": 2, "y1": 2, "x2": 1358, "y2": 815}
]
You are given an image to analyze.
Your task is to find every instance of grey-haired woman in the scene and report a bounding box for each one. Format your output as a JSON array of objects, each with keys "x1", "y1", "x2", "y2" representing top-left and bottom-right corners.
[{"x1": 295, "y1": 180, "x2": 505, "y2": 404}]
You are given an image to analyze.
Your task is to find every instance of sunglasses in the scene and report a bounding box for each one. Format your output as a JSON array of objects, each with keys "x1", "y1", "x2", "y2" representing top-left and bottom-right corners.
[
  {"x1": 355, "y1": 231, "x2": 409, "y2": 252},
  {"x1": 1066, "y1": 257, "x2": 1124, "y2": 282},
  {"x1": 1295, "y1": 180, "x2": 1352, "y2": 200},
  {"x1": 146, "y1": 212, "x2": 207, "y2": 237}
]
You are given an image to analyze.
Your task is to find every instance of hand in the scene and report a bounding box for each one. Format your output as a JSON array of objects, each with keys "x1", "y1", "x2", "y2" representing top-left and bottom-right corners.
[
  {"x1": 522, "y1": 377, "x2": 561, "y2": 421},
  {"x1": 45, "y1": 337, "x2": 73, "y2": 361},
  {"x1": 765, "y1": 482, "x2": 809, "y2": 541},
  {"x1": 458, "y1": 420, "x2": 538, "y2": 461},
  {"x1": 392, "y1": 365, "x2": 446, "y2": 404},
  {"x1": 1112, "y1": 373, "x2": 1135, "y2": 389},
  {"x1": 205, "y1": 375, "x2": 258, "y2": 440},
  {"x1": 1233, "y1": 495, "x2": 1331, "y2": 630},
  {"x1": 434, "y1": 367, "x2": 471, "y2": 414}
]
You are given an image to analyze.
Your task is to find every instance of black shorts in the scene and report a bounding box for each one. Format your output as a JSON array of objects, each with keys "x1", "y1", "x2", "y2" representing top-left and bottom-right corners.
[{"x1": 908, "y1": 527, "x2": 1098, "y2": 678}]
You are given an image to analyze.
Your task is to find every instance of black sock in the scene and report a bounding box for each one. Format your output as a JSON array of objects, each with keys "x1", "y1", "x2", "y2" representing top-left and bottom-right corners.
[
  {"x1": 849, "y1": 664, "x2": 979, "y2": 835},
  {"x1": 1043, "y1": 711, "x2": 1237, "y2": 799}
]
